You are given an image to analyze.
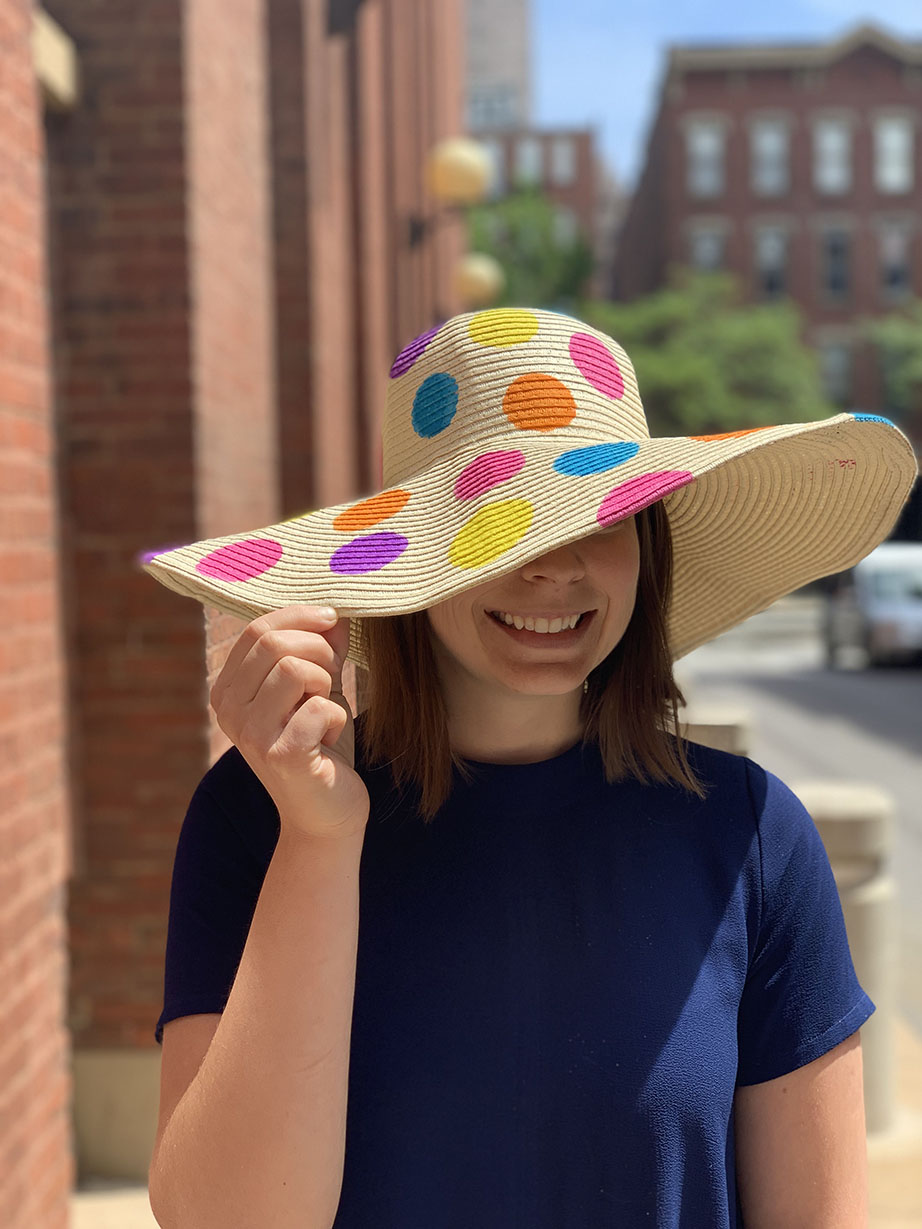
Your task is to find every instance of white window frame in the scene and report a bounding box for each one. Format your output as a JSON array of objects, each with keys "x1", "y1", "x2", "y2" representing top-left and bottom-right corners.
[
  {"x1": 813, "y1": 116, "x2": 852, "y2": 195},
  {"x1": 750, "y1": 117, "x2": 790, "y2": 197},
  {"x1": 685, "y1": 117, "x2": 727, "y2": 199},
  {"x1": 753, "y1": 225, "x2": 788, "y2": 297},
  {"x1": 514, "y1": 135, "x2": 543, "y2": 185},
  {"x1": 873, "y1": 115, "x2": 914, "y2": 195},
  {"x1": 687, "y1": 223, "x2": 726, "y2": 271},
  {"x1": 550, "y1": 137, "x2": 577, "y2": 186}
]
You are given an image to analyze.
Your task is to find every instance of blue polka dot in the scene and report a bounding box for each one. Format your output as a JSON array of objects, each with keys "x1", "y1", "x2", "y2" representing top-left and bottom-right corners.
[
  {"x1": 852, "y1": 413, "x2": 894, "y2": 427},
  {"x1": 412, "y1": 373, "x2": 459, "y2": 438},
  {"x1": 553, "y1": 442, "x2": 640, "y2": 476}
]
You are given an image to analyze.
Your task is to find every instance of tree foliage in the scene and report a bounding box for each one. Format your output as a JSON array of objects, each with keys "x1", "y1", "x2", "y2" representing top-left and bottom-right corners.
[
  {"x1": 863, "y1": 299, "x2": 922, "y2": 433},
  {"x1": 579, "y1": 273, "x2": 835, "y2": 437},
  {"x1": 467, "y1": 185, "x2": 595, "y2": 310}
]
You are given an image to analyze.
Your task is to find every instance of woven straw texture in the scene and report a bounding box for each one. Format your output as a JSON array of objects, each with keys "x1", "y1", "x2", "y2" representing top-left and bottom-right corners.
[{"x1": 139, "y1": 309, "x2": 918, "y2": 666}]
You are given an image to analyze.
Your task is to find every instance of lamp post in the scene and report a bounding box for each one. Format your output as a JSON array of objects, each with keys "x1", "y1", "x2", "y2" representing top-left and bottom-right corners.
[{"x1": 406, "y1": 136, "x2": 504, "y2": 311}]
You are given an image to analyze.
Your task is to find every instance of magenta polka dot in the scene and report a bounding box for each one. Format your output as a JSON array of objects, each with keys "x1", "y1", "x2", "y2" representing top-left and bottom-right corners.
[
  {"x1": 454, "y1": 450, "x2": 526, "y2": 500},
  {"x1": 570, "y1": 333, "x2": 625, "y2": 400},
  {"x1": 196, "y1": 538, "x2": 284, "y2": 581},
  {"x1": 329, "y1": 532, "x2": 408, "y2": 574},
  {"x1": 389, "y1": 324, "x2": 442, "y2": 378},
  {"x1": 597, "y1": 471, "x2": 695, "y2": 526}
]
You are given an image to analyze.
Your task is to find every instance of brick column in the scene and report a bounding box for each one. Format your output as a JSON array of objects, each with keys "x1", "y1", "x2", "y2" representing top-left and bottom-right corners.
[
  {"x1": 0, "y1": 4, "x2": 74, "y2": 1226},
  {"x1": 42, "y1": 0, "x2": 277, "y2": 1180}
]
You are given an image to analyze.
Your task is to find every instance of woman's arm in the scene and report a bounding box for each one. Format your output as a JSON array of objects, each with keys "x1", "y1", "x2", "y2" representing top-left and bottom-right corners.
[
  {"x1": 148, "y1": 824, "x2": 365, "y2": 1229},
  {"x1": 734, "y1": 1031, "x2": 868, "y2": 1228}
]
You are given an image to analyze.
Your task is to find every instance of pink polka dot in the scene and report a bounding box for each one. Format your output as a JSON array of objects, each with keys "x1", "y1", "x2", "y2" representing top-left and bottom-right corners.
[
  {"x1": 570, "y1": 333, "x2": 625, "y2": 400},
  {"x1": 196, "y1": 538, "x2": 284, "y2": 582},
  {"x1": 597, "y1": 471, "x2": 695, "y2": 526},
  {"x1": 454, "y1": 450, "x2": 526, "y2": 500}
]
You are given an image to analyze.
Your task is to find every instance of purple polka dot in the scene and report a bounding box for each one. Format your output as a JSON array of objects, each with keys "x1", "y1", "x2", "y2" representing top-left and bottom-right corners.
[
  {"x1": 196, "y1": 538, "x2": 284, "y2": 582},
  {"x1": 137, "y1": 544, "x2": 187, "y2": 565},
  {"x1": 570, "y1": 333, "x2": 625, "y2": 400},
  {"x1": 454, "y1": 450, "x2": 526, "y2": 500},
  {"x1": 329, "y1": 532, "x2": 409, "y2": 574},
  {"x1": 389, "y1": 325, "x2": 442, "y2": 378},
  {"x1": 597, "y1": 471, "x2": 695, "y2": 526}
]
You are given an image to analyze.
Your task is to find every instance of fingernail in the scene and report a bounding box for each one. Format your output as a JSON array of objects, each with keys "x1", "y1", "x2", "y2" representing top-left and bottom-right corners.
[{"x1": 317, "y1": 606, "x2": 338, "y2": 621}]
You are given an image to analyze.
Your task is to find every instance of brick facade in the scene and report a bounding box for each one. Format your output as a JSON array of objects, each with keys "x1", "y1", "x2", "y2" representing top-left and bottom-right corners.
[
  {"x1": 0, "y1": 3, "x2": 74, "y2": 1226},
  {"x1": 613, "y1": 25, "x2": 922, "y2": 432},
  {"x1": 2, "y1": 0, "x2": 466, "y2": 1203}
]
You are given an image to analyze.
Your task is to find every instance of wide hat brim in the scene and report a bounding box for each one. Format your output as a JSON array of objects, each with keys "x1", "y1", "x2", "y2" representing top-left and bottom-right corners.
[{"x1": 139, "y1": 411, "x2": 917, "y2": 667}]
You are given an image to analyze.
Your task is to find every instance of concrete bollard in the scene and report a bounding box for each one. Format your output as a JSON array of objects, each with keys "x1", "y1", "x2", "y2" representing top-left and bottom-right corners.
[
  {"x1": 678, "y1": 706, "x2": 751, "y2": 758},
  {"x1": 790, "y1": 782, "x2": 897, "y2": 1136}
]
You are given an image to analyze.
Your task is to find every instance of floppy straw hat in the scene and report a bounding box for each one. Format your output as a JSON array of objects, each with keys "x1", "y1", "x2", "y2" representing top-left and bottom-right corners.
[{"x1": 139, "y1": 308, "x2": 918, "y2": 667}]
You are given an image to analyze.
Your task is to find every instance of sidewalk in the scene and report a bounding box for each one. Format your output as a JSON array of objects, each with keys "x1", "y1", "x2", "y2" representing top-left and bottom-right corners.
[{"x1": 71, "y1": 1014, "x2": 922, "y2": 1227}]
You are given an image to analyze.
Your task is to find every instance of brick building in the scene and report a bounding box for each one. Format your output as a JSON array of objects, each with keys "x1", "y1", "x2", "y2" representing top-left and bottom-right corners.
[
  {"x1": 1, "y1": 1, "x2": 465, "y2": 1222},
  {"x1": 475, "y1": 126, "x2": 607, "y2": 288},
  {"x1": 613, "y1": 24, "x2": 922, "y2": 426}
]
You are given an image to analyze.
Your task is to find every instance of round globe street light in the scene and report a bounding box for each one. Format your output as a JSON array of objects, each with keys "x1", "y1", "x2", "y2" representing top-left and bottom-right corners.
[
  {"x1": 454, "y1": 252, "x2": 506, "y2": 309},
  {"x1": 407, "y1": 137, "x2": 492, "y2": 248}
]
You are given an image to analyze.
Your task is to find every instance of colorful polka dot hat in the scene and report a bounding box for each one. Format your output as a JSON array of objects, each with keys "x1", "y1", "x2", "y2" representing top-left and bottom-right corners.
[{"x1": 139, "y1": 307, "x2": 918, "y2": 665}]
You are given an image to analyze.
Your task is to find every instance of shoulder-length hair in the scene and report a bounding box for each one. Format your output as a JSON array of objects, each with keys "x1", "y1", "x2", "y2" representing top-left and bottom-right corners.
[{"x1": 360, "y1": 500, "x2": 705, "y2": 821}]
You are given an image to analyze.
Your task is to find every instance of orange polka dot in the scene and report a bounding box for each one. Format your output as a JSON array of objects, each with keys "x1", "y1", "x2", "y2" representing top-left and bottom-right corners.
[
  {"x1": 332, "y1": 489, "x2": 411, "y2": 532},
  {"x1": 502, "y1": 373, "x2": 577, "y2": 432},
  {"x1": 690, "y1": 428, "x2": 771, "y2": 442}
]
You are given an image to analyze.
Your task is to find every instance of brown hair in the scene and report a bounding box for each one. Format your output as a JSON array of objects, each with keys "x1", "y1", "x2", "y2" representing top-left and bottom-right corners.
[{"x1": 360, "y1": 501, "x2": 705, "y2": 820}]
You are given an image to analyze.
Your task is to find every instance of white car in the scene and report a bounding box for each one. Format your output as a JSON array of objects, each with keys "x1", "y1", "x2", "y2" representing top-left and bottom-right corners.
[{"x1": 823, "y1": 541, "x2": 922, "y2": 668}]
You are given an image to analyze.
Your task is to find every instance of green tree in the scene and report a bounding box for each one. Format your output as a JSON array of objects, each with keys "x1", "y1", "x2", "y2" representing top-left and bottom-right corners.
[
  {"x1": 578, "y1": 273, "x2": 835, "y2": 436},
  {"x1": 863, "y1": 299, "x2": 922, "y2": 438},
  {"x1": 467, "y1": 185, "x2": 594, "y2": 309}
]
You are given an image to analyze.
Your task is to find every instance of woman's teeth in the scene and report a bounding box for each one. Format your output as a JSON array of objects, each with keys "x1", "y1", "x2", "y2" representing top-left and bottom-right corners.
[{"x1": 489, "y1": 611, "x2": 583, "y2": 633}]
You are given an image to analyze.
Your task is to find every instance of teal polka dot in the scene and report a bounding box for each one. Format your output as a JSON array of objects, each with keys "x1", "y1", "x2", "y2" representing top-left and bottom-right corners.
[
  {"x1": 413, "y1": 373, "x2": 459, "y2": 438},
  {"x1": 553, "y1": 442, "x2": 640, "y2": 476}
]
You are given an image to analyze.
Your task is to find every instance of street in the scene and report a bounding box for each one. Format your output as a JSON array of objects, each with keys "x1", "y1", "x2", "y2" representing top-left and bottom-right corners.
[{"x1": 680, "y1": 595, "x2": 922, "y2": 1034}]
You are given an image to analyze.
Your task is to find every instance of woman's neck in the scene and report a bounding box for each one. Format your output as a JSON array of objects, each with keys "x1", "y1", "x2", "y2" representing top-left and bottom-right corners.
[{"x1": 439, "y1": 672, "x2": 585, "y2": 765}]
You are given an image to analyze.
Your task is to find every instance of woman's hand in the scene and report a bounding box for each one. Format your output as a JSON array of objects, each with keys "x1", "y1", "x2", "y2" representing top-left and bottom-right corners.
[{"x1": 209, "y1": 605, "x2": 370, "y2": 840}]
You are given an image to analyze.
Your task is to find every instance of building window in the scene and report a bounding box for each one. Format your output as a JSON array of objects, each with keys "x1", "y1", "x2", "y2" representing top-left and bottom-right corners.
[
  {"x1": 688, "y1": 227, "x2": 725, "y2": 271},
  {"x1": 820, "y1": 229, "x2": 850, "y2": 299},
  {"x1": 750, "y1": 119, "x2": 789, "y2": 196},
  {"x1": 515, "y1": 136, "x2": 543, "y2": 185},
  {"x1": 874, "y1": 116, "x2": 914, "y2": 194},
  {"x1": 553, "y1": 207, "x2": 580, "y2": 245},
  {"x1": 550, "y1": 137, "x2": 577, "y2": 186},
  {"x1": 686, "y1": 119, "x2": 725, "y2": 198},
  {"x1": 879, "y1": 222, "x2": 912, "y2": 300},
  {"x1": 754, "y1": 226, "x2": 788, "y2": 298},
  {"x1": 813, "y1": 118, "x2": 851, "y2": 195},
  {"x1": 817, "y1": 342, "x2": 852, "y2": 406},
  {"x1": 481, "y1": 137, "x2": 506, "y2": 198}
]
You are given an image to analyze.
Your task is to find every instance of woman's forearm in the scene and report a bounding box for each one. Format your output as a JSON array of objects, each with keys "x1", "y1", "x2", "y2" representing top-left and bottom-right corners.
[{"x1": 148, "y1": 824, "x2": 366, "y2": 1229}]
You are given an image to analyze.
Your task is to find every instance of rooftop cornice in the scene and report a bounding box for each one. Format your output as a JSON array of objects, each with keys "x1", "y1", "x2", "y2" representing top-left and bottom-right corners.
[{"x1": 667, "y1": 22, "x2": 922, "y2": 74}]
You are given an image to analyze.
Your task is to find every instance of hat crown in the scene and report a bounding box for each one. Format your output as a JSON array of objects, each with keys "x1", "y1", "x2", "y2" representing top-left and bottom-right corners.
[{"x1": 382, "y1": 309, "x2": 649, "y2": 486}]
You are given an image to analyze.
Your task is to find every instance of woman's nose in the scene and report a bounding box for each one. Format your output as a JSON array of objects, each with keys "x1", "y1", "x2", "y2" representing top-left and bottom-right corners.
[{"x1": 519, "y1": 542, "x2": 585, "y2": 582}]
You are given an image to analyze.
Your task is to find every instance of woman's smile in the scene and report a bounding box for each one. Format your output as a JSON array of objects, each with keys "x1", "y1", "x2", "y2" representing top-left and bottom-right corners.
[{"x1": 484, "y1": 607, "x2": 596, "y2": 647}]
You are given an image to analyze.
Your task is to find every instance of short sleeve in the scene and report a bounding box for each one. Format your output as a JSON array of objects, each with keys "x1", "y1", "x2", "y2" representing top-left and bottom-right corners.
[
  {"x1": 154, "y1": 748, "x2": 280, "y2": 1044},
  {"x1": 735, "y1": 761, "x2": 875, "y2": 1086}
]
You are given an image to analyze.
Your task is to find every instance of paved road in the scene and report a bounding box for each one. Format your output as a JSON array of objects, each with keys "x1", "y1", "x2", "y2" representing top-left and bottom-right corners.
[{"x1": 680, "y1": 597, "x2": 922, "y2": 1032}]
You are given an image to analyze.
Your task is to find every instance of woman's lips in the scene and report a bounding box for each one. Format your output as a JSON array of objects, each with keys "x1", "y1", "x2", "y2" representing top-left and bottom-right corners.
[{"x1": 486, "y1": 609, "x2": 595, "y2": 645}]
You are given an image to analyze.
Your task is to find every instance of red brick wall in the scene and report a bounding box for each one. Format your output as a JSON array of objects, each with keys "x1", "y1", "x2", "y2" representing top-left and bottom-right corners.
[
  {"x1": 43, "y1": 0, "x2": 276, "y2": 1068},
  {"x1": 0, "y1": 3, "x2": 74, "y2": 1226}
]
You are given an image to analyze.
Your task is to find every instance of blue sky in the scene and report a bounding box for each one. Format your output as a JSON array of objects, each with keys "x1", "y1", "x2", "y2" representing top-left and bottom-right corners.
[{"x1": 533, "y1": 0, "x2": 922, "y2": 188}]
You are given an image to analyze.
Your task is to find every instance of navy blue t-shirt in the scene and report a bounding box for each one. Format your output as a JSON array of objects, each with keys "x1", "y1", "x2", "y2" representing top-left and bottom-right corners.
[{"x1": 155, "y1": 716, "x2": 873, "y2": 1227}]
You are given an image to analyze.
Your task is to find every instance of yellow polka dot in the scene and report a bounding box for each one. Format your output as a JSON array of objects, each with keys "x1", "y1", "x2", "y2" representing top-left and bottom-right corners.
[
  {"x1": 468, "y1": 309, "x2": 540, "y2": 348},
  {"x1": 332, "y1": 489, "x2": 410, "y2": 532},
  {"x1": 449, "y1": 500, "x2": 533, "y2": 570}
]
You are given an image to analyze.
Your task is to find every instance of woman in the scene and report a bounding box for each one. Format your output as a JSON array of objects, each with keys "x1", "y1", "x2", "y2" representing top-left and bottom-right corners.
[{"x1": 142, "y1": 308, "x2": 916, "y2": 1228}]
